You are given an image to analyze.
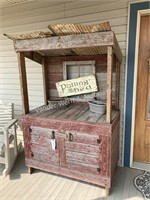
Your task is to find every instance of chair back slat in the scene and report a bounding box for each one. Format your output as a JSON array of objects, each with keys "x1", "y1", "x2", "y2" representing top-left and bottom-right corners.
[{"x1": 0, "y1": 103, "x2": 13, "y2": 131}]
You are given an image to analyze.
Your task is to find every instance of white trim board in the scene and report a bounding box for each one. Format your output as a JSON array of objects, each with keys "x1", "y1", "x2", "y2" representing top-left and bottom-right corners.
[{"x1": 130, "y1": 9, "x2": 150, "y2": 169}]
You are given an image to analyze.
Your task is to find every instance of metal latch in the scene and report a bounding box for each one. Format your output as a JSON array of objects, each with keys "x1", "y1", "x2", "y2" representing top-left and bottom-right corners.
[{"x1": 66, "y1": 132, "x2": 74, "y2": 142}]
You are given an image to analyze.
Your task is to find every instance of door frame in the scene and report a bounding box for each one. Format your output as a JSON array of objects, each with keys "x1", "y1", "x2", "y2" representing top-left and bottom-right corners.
[
  {"x1": 124, "y1": 1, "x2": 150, "y2": 168},
  {"x1": 130, "y1": 9, "x2": 150, "y2": 170}
]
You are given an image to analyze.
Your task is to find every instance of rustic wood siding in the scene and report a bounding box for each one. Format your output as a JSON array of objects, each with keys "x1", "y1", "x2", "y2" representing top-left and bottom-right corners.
[
  {"x1": 0, "y1": 0, "x2": 139, "y2": 165},
  {"x1": 47, "y1": 56, "x2": 116, "y2": 102}
]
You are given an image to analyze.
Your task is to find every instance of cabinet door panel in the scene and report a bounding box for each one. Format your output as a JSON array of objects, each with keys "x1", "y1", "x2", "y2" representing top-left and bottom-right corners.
[
  {"x1": 66, "y1": 161, "x2": 100, "y2": 174},
  {"x1": 66, "y1": 151, "x2": 99, "y2": 166},
  {"x1": 65, "y1": 130, "x2": 100, "y2": 145},
  {"x1": 30, "y1": 126, "x2": 60, "y2": 165},
  {"x1": 65, "y1": 141, "x2": 99, "y2": 156},
  {"x1": 65, "y1": 130, "x2": 101, "y2": 174}
]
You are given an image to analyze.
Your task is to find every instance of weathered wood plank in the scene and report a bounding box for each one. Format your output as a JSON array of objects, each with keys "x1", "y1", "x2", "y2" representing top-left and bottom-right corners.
[
  {"x1": 66, "y1": 151, "x2": 99, "y2": 166},
  {"x1": 58, "y1": 138, "x2": 66, "y2": 167},
  {"x1": 86, "y1": 112, "x2": 103, "y2": 123},
  {"x1": 24, "y1": 51, "x2": 43, "y2": 64},
  {"x1": 66, "y1": 161, "x2": 100, "y2": 174},
  {"x1": 14, "y1": 31, "x2": 114, "y2": 52},
  {"x1": 17, "y1": 52, "x2": 29, "y2": 114},
  {"x1": 58, "y1": 105, "x2": 81, "y2": 119},
  {"x1": 65, "y1": 141, "x2": 99, "y2": 156},
  {"x1": 72, "y1": 107, "x2": 89, "y2": 120},
  {"x1": 65, "y1": 131, "x2": 100, "y2": 146},
  {"x1": 106, "y1": 47, "x2": 113, "y2": 123},
  {"x1": 31, "y1": 152, "x2": 60, "y2": 165},
  {"x1": 48, "y1": 106, "x2": 71, "y2": 118},
  {"x1": 76, "y1": 110, "x2": 91, "y2": 121},
  {"x1": 115, "y1": 60, "x2": 120, "y2": 110},
  {"x1": 113, "y1": 33, "x2": 122, "y2": 63},
  {"x1": 25, "y1": 158, "x2": 110, "y2": 187},
  {"x1": 42, "y1": 57, "x2": 49, "y2": 104}
]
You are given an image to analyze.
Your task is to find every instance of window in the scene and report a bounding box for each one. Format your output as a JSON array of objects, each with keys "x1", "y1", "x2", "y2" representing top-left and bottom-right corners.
[
  {"x1": 63, "y1": 61, "x2": 95, "y2": 80},
  {"x1": 63, "y1": 61, "x2": 96, "y2": 100}
]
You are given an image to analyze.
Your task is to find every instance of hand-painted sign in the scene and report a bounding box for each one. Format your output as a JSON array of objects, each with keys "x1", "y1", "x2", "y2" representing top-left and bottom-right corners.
[{"x1": 56, "y1": 75, "x2": 98, "y2": 97}]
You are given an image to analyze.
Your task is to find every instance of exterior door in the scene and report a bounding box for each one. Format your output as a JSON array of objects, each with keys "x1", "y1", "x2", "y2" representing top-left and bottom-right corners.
[{"x1": 134, "y1": 15, "x2": 150, "y2": 163}]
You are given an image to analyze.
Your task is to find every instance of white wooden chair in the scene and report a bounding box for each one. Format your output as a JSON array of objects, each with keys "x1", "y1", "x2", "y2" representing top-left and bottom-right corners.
[{"x1": 0, "y1": 103, "x2": 18, "y2": 176}]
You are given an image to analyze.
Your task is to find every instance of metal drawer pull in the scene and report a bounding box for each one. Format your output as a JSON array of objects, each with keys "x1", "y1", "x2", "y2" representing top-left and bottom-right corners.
[
  {"x1": 51, "y1": 131, "x2": 55, "y2": 139},
  {"x1": 66, "y1": 133, "x2": 74, "y2": 142}
]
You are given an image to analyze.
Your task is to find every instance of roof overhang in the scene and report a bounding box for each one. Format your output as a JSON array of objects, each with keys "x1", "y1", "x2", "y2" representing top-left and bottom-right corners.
[{"x1": 13, "y1": 31, "x2": 122, "y2": 63}]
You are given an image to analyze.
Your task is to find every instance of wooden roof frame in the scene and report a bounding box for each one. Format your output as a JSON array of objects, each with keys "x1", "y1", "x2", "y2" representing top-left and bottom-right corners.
[
  {"x1": 14, "y1": 31, "x2": 122, "y2": 63},
  {"x1": 16, "y1": 30, "x2": 122, "y2": 123}
]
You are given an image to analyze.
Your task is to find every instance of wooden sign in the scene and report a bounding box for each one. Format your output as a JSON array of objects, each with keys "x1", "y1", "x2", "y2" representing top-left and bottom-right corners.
[{"x1": 56, "y1": 75, "x2": 98, "y2": 97}]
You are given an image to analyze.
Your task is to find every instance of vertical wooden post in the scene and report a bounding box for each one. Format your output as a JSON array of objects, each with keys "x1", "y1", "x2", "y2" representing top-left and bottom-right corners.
[
  {"x1": 42, "y1": 57, "x2": 49, "y2": 105},
  {"x1": 106, "y1": 47, "x2": 113, "y2": 123},
  {"x1": 18, "y1": 52, "x2": 29, "y2": 114},
  {"x1": 115, "y1": 60, "x2": 120, "y2": 110}
]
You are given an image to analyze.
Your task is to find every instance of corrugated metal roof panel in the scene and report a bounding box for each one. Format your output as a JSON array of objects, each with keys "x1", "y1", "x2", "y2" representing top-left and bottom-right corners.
[
  {"x1": 4, "y1": 22, "x2": 111, "y2": 40},
  {"x1": 4, "y1": 22, "x2": 113, "y2": 57},
  {"x1": 4, "y1": 31, "x2": 52, "y2": 40},
  {"x1": 48, "y1": 22, "x2": 111, "y2": 36}
]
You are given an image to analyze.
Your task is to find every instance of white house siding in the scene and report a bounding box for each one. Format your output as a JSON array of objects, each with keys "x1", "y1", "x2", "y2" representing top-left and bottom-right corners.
[{"x1": 0, "y1": 0, "x2": 141, "y2": 165}]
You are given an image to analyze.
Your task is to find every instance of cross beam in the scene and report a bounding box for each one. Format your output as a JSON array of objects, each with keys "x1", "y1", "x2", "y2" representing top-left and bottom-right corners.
[{"x1": 14, "y1": 31, "x2": 122, "y2": 63}]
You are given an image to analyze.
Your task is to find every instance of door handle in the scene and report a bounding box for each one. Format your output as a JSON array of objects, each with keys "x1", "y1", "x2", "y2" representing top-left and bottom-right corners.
[
  {"x1": 66, "y1": 132, "x2": 74, "y2": 142},
  {"x1": 51, "y1": 130, "x2": 55, "y2": 139}
]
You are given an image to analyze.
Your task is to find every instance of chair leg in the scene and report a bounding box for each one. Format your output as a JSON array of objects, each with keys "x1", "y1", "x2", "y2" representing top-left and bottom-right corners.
[
  {"x1": 12, "y1": 125, "x2": 18, "y2": 156},
  {"x1": 3, "y1": 130, "x2": 11, "y2": 176},
  {"x1": 4, "y1": 130, "x2": 10, "y2": 169}
]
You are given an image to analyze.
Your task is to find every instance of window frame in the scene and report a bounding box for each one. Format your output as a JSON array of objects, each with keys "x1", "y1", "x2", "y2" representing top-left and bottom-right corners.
[{"x1": 63, "y1": 60, "x2": 96, "y2": 80}]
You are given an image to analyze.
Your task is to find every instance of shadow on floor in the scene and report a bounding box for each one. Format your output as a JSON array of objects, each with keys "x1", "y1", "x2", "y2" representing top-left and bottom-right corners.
[{"x1": 8, "y1": 151, "x2": 28, "y2": 180}]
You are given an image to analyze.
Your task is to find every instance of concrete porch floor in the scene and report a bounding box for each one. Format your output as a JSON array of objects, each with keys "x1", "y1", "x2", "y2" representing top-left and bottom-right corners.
[{"x1": 0, "y1": 152, "x2": 144, "y2": 200}]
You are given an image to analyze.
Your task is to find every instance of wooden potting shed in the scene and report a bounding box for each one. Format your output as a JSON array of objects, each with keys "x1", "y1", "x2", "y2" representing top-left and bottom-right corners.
[{"x1": 5, "y1": 22, "x2": 122, "y2": 195}]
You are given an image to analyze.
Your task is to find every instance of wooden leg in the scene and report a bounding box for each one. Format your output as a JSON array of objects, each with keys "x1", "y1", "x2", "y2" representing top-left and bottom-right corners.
[
  {"x1": 105, "y1": 187, "x2": 110, "y2": 196},
  {"x1": 28, "y1": 167, "x2": 34, "y2": 174}
]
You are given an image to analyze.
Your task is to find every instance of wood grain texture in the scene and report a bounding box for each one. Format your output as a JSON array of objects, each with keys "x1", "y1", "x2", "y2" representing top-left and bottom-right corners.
[
  {"x1": 115, "y1": 60, "x2": 120, "y2": 110},
  {"x1": 17, "y1": 52, "x2": 29, "y2": 114},
  {"x1": 42, "y1": 57, "x2": 49, "y2": 104},
  {"x1": 14, "y1": 31, "x2": 114, "y2": 52},
  {"x1": 0, "y1": 153, "x2": 144, "y2": 200},
  {"x1": 106, "y1": 47, "x2": 113, "y2": 123},
  {"x1": 134, "y1": 15, "x2": 150, "y2": 163},
  {"x1": 22, "y1": 108, "x2": 120, "y2": 190},
  {"x1": 24, "y1": 51, "x2": 43, "y2": 64}
]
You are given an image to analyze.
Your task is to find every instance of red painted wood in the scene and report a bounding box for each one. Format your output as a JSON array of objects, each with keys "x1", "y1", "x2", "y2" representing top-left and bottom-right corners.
[
  {"x1": 58, "y1": 137, "x2": 66, "y2": 167},
  {"x1": 25, "y1": 158, "x2": 110, "y2": 187},
  {"x1": 22, "y1": 111, "x2": 120, "y2": 189},
  {"x1": 65, "y1": 141, "x2": 100, "y2": 155},
  {"x1": 32, "y1": 153, "x2": 60, "y2": 165},
  {"x1": 47, "y1": 55, "x2": 117, "y2": 99},
  {"x1": 66, "y1": 151, "x2": 99, "y2": 166},
  {"x1": 66, "y1": 161, "x2": 100, "y2": 174}
]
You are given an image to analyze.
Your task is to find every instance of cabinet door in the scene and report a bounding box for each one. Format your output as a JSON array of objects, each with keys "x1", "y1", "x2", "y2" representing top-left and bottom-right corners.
[
  {"x1": 65, "y1": 131, "x2": 104, "y2": 175},
  {"x1": 29, "y1": 126, "x2": 60, "y2": 165}
]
